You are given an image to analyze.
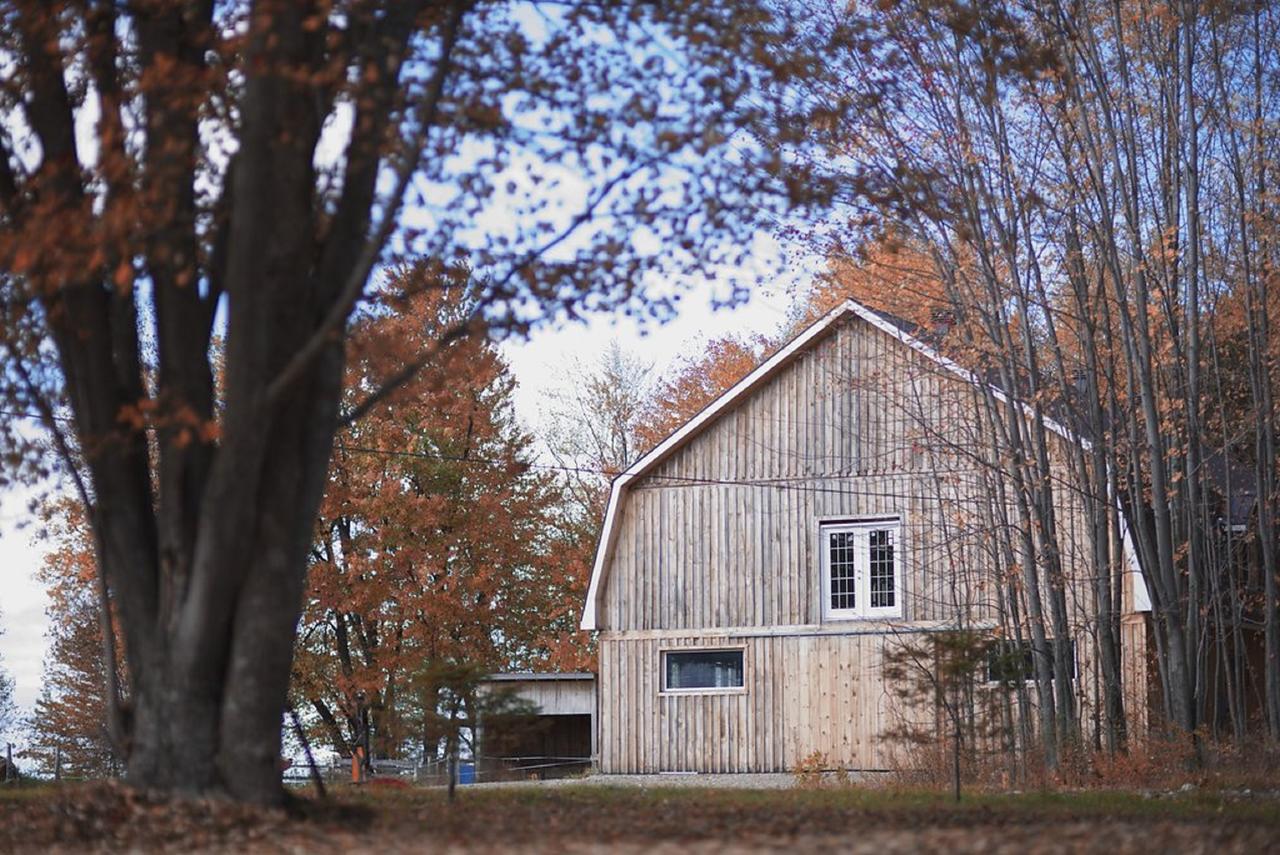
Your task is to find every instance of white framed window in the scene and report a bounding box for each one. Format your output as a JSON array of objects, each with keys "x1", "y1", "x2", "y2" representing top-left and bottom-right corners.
[
  {"x1": 661, "y1": 648, "x2": 745, "y2": 693},
  {"x1": 820, "y1": 517, "x2": 903, "y2": 620}
]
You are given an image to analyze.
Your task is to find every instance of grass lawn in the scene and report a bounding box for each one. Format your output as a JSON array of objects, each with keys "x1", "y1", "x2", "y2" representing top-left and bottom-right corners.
[{"x1": 3, "y1": 781, "x2": 1278, "y2": 852}]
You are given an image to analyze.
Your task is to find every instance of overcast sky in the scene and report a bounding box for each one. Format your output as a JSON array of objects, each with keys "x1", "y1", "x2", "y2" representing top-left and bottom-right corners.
[
  {"x1": 0, "y1": 253, "x2": 809, "y2": 734},
  {"x1": 2, "y1": 483, "x2": 49, "y2": 730}
]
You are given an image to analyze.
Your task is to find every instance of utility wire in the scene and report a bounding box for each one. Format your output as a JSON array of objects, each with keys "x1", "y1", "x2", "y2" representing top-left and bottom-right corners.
[{"x1": 0, "y1": 408, "x2": 1100, "y2": 505}]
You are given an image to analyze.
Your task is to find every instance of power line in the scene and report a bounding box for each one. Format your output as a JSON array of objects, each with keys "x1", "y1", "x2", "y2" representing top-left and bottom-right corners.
[
  {"x1": 0, "y1": 408, "x2": 71, "y2": 423},
  {"x1": 0, "y1": 406, "x2": 1101, "y2": 504},
  {"x1": 333, "y1": 443, "x2": 608, "y2": 478},
  {"x1": 2, "y1": 404, "x2": 1107, "y2": 509},
  {"x1": 333, "y1": 442, "x2": 1028, "y2": 505}
]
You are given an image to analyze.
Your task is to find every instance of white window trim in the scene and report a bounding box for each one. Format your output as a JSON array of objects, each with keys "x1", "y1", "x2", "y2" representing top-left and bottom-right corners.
[
  {"x1": 658, "y1": 646, "x2": 748, "y2": 696},
  {"x1": 984, "y1": 638, "x2": 1078, "y2": 686},
  {"x1": 819, "y1": 517, "x2": 903, "y2": 621}
]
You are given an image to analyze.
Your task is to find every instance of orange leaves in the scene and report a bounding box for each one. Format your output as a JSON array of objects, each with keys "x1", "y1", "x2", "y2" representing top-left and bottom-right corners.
[
  {"x1": 0, "y1": 188, "x2": 105, "y2": 295},
  {"x1": 295, "y1": 270, "x2": 593, "y2": 755},
  {"x1": 28, "y1": 497, "x2": 127, "y2": 778},
  {"x1": 10, "y1": 245, "x2": 35, "y2": 276},
  {"x1": 115, "y1": 399, "x2": 157, "y2": 432},
  {"x1": 112, "y1": 260, "x2": 133, "y2": 290},
  {"x1": 637, "y1": 334, "x2": 767, "y2": 451},
  {"x1": 114, "y1": 399, "x2": 220, "y2": 447},
  {"x1": 196, "y1": 419, "x2": 221, "y2": 443},
  {"x1": 799, "y1": 234, "x2": 951, "y2": 333}
]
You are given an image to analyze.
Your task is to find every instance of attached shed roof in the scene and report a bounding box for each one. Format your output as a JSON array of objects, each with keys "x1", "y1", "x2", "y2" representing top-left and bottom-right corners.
[
  {"x1": 579, "y1": 297, "x2": 1131, "y2": 631},
  {"x1": 482, "y1": 672, "x2": 595, "y2": 682}
]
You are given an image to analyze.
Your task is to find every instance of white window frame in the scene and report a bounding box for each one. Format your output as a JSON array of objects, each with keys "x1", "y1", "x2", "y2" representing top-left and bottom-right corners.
[
  {"x1": 819, "y1": 517, "x2": 903, "y2": 621},
  {"x1": 659, "y1": 647, "x2": 747, "y2": 696}
]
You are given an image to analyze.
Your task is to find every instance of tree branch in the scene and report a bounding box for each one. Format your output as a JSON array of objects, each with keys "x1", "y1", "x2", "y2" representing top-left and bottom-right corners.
[
  {"x1": 339, "y1": 314, "x2": 479, "y2": 426},
  {"x1": 266, "y1": 0, "x2": 469, "y2": 405}
]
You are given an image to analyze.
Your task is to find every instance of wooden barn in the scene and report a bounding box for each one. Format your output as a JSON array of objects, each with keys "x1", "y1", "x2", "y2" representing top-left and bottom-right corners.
[{"x1": 580, "y1": 298, "x2": 1151, "y2": 774}]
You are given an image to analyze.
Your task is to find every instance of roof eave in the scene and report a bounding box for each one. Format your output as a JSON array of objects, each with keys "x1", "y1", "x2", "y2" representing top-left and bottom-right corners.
[{"x1": 580, "y1": 300, "x2": 859, "y2": 630}]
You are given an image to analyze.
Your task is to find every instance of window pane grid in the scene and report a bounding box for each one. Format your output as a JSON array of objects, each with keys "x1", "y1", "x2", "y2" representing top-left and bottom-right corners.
[
  {"x1": 821, "y1": 519, "x2": 901, "y2": 619},
  {"x1": 828, "y1": 531, "x2": 857, "y2": 611},
  {"x1": 869, "y1": 529, "x2": 895, "y2": 609}
]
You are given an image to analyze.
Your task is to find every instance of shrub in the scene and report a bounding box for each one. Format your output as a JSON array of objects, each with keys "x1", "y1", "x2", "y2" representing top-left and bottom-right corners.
[{"x1": 793, "y1": 751, "x2": 828, "y2": 789}]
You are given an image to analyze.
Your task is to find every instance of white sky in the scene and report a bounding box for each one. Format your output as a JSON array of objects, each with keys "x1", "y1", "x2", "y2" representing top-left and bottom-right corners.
[
  {"x1": 0, "y1": 248, "x2": 813, "y2": 734},
  {"x1": 2, "y1": 484, "x2": 51, "y2": 733}
]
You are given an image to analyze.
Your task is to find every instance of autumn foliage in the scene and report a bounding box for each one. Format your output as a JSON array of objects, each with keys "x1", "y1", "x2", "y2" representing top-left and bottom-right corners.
[
  {"x1": 292, "y1": 266, "x2": 592, "y2": 762},
  {"x1": 636, "y1": 335, "x2": 771, "y2": 452},
  {"x1": 0, "y1": 0, "x2": 832, "y2": 803},
  {"x1": 26, "y1": 267, "x2": 598, "y2": 775},
  {"x1": 799, "y1": 235, "x2": 952, "y2": 331},
  {"x1": 25, "y1": 500, "x2": 127, "y2": 779}
]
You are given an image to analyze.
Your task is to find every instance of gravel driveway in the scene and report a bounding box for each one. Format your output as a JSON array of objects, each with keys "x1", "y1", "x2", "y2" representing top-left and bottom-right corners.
[{"x1": 468, "y1": 771, "x2": 888, "y2": 789}]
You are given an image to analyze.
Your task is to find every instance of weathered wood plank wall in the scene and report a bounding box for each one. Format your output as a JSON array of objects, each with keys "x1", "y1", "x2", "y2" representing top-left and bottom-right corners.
[
  {"x1": 595, "y1": 314, "x2": 1125, "y2": 773},
  {"x1": 485, "y1": 679, "x2": 594, "y2": 716},
  {"x1": 598, "y1": 633, "x2": 903, "y2": 773},
  {"x1": 602, "y1": 317, "x2": 1002, "y2": 633}
]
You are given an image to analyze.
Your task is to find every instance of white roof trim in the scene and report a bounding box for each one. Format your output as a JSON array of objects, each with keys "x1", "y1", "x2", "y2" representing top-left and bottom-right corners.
[
  {"x1": 1120, "y1": 514, "x2": 1152, "y2": 613},
  {"x1": 580, "y1": 300, "x2": 857, "y2": 630},
  {"x1": 850, "y1": 302, "x2": 1144, "y2": 605},
  {"x1": 580, "y1": 297, "x2": 1117, "y2": 631}
]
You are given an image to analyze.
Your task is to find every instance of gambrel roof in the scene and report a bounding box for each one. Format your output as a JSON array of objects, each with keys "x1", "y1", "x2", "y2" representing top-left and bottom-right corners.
[{"x1": 580, "y1": 297, "x2": 1137, "y2": 631}]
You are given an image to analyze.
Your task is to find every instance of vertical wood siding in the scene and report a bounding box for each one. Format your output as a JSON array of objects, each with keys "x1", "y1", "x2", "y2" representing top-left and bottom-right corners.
[
  {"x1": 601, "y1": 316, "x2": 1002, "y2": 633},
  {"x1": 598, "y1": 634, "x2": 901, "y2": 773},
  {"x1": 596, "y1": 314, "x2": 1116, "y2": 771}
]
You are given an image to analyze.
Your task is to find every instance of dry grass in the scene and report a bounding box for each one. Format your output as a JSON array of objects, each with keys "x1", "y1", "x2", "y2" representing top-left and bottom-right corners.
[
  {"x1": 2, "y1": 778, "x2": 1279, "y2": 853},
  {"x1": 880, "y1": 730, "x2": 1280, "y2": 797}
]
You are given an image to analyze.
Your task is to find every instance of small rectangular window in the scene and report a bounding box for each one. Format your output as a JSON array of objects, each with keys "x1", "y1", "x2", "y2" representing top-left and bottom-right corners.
[
  {"x1": 663, "y1": 649, "x2": 744, "y2": 692},
  {"x1": 820, "y1": 518, "x2": 902, "y2": 620},
  {"x1": 986, "y1": 639, "x2": 1077, "y2": 684}
]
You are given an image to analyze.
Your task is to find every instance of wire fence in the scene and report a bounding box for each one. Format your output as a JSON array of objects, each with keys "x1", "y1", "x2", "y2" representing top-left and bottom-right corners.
[{"x1": 282, "y1": 754, "x2": 593, "y2": 788}]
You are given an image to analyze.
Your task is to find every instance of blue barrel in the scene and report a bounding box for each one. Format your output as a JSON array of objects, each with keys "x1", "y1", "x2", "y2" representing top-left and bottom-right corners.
[{"x1": 458, "y1": 762, "x2": 476, "y2": 784}]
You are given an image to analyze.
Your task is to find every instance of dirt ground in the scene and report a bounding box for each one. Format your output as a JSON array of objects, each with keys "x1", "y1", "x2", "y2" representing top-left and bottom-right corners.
[{"x1": 3, "y1": 781, "x2": 1278, "y2": 853}]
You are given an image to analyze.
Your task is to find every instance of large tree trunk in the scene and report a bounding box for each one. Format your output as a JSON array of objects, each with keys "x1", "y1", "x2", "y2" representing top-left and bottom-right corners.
[
  {"x1": 113, "y1": 350, "x2": 343, "y2": 802},
  {"x1": 118, "y1": 358, "x2": 342, "y2": 800},
  {"x1": 10, "y1": 0, "x2": 429, "y2": 804}
]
